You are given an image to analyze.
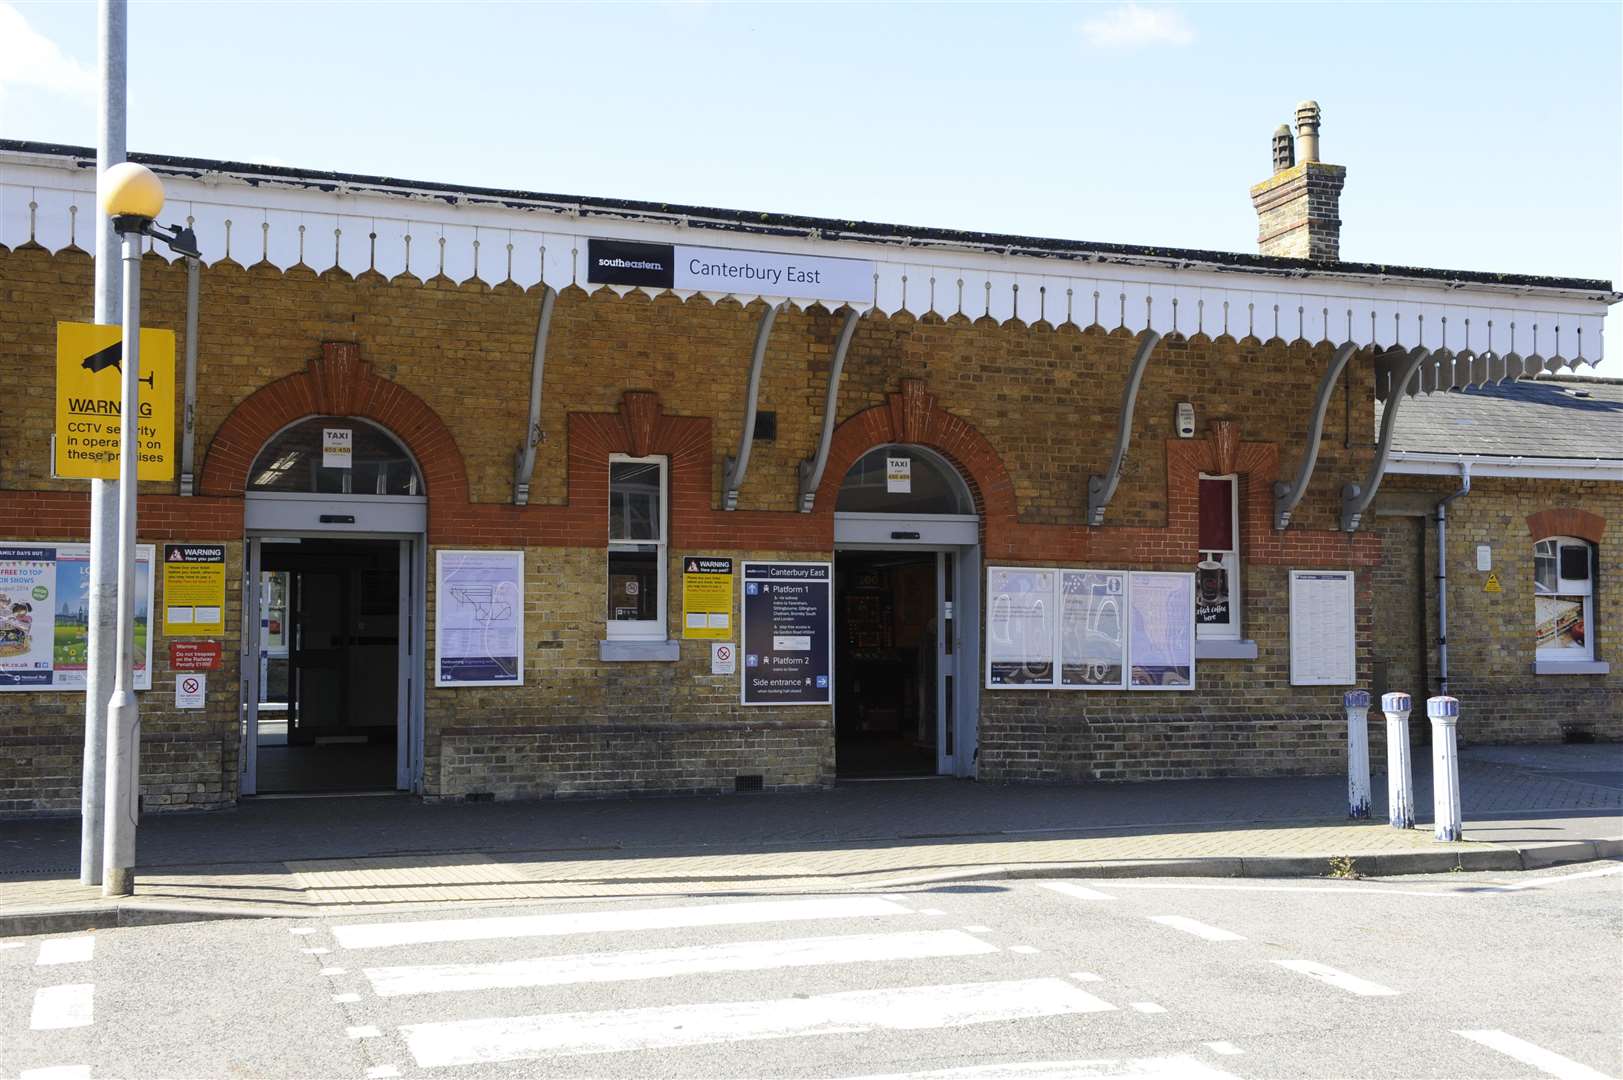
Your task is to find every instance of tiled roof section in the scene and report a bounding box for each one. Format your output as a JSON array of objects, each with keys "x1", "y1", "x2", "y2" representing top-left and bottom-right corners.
[{"x1": 1381, "y1": 376, "x2": 1623, "y2": 460}]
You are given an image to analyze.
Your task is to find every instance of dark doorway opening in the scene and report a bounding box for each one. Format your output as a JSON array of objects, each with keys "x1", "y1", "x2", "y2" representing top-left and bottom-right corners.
[
  {"x1": 835, "y1": 550, "x2": 939, "y2": 777},
  {"x1": 257, "y1": 538, "x2": 399, "y2": 793}
]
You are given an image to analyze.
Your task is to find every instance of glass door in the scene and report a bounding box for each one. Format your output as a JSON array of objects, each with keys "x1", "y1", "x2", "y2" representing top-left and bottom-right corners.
[{"x1": 936, "y1": 551, "x2": 956, "y2": 775}]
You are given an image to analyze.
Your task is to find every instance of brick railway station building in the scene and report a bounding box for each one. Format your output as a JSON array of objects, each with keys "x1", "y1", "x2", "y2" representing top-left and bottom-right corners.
[{"x1": 1, "y1": 107, "x2": 1618, "y2": 815}]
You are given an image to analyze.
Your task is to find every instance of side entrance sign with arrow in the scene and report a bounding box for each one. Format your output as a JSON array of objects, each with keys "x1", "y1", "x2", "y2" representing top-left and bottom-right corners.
[{"x1": 55, "y1": 321, "x2": 176, "y2": 480}]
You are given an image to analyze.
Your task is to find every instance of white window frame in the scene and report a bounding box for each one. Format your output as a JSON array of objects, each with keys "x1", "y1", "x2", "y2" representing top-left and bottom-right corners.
[
  {"x1": 1534, "y1": 536, "x2": 1594, "y2": 662},
  {"x1": 1196, "y1": 473, "x2": 1242, "y2": 641},
  {"x1": 606, "y1": 454, "x2": 668, "y2": 641}
]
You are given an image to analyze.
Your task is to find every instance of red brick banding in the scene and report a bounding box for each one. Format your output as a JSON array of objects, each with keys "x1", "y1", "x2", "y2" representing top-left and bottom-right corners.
[{"x1": 1526, "y1": 508, "x2": 1605, "y2": 544}]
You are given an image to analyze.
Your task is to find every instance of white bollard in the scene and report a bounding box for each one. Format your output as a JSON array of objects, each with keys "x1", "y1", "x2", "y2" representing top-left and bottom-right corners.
[
  {"x1": 1381, "y1": 692, "x2": 1415, "y2": 829},
  {"x1": 1427, "y1": 696, "x2": 1462, "y2": 842},
  {"x1": 1343, "y1": 690, "x2": 1372, "y2": 819}
]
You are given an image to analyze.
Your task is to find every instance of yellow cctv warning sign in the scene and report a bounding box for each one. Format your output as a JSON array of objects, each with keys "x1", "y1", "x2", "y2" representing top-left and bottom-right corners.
[
  {"x1": 55, "y1": 321, "x2": 175, "y2": 481},
  {"x1": 1484, "y1": 572, "x2": 1502, "y2": 594}
]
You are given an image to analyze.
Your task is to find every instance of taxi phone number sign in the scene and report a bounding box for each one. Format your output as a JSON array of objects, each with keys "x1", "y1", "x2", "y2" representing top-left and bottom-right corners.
[{"x1": 55, "y1": 322, "x2": 176, "y2": 481}]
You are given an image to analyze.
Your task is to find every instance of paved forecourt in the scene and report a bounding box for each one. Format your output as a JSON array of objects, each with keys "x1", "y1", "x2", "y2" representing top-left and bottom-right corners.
[{"x1": 4, "y1": 861, "x2": 1618, "y2": 1079}]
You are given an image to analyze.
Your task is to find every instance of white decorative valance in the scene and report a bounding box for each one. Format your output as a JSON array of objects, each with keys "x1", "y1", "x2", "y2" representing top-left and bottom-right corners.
[{"x1": 1, "y1": 150, "x2": 1612, "y2": 367}]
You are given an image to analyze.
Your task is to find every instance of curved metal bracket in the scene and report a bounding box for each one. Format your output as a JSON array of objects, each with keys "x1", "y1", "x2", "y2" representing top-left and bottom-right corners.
[
  {"x1": 1341, "y1": 345, "x2": 1432, "y2": 531},
  {"x1": 1272, "y1": 341, "x2": 1358, "y2": 529},
  {"x1": 797, "y1": 307, "x2": 864, "y2": 512},
  {"x1": 512, "y1": 285, "x2": 557, "y2": 505},
  {"x1": 722, "y1": 302, "x2": 782, "y2": 511},
  {"x1": 1086, "y1": 331, "x2": 1162, "y2": 526}
]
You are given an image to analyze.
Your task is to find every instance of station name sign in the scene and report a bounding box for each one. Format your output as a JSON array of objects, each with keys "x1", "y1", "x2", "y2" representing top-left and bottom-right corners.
[{"x1": 588, "y1": 238, "x2": 873, "y2": 306}]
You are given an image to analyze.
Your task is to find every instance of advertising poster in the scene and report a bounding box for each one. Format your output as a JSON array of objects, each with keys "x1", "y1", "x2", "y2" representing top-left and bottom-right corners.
[
  {"x1": 741, "y1": 561, "x2": 832, "y2": 706},
  {"x1": 0, "y1": 543, "x2": 153, "y2": 691},
  {"x1": 986, "y1": 567, "x2": 1055, "y2": 687},
  {"x1": 162, "y1": 544, "x2": 226, "y2": 636},
  {"x1": 435, "y1": 550, "x2": 523, "y2": 687},
  {"x1": 1060, "y1": 570, "x2": 1127, "y2": 689},
  {"x1": 1195, "y1": 554, "x2": 1233, "y2": 628},
  {"x1": 1289, "y1": 570, "x2": 1356, "y2": 686},
  {"x1": 1128, "y1": 572, "x2": 1195, "y2": 690},
  {"x1": 681, "y1": 557, "x2": 734, "y2": 640}
]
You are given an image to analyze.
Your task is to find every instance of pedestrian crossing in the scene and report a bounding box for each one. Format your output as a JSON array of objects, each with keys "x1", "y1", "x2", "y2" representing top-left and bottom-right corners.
[{"x1": 315, "y1": 892, "x2": 1222, "y2": 1077}]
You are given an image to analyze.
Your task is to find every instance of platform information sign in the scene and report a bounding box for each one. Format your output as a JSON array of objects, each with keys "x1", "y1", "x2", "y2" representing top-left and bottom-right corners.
[
  {"x1": 435, "y1": 550, "x2": 524, "y2": 687},
  {"x1": 54, "y1": 322, "x2": 175, "y2": 480},
  {"x1": 741, "y1": 561, "x2": 831, "y2": 706}
]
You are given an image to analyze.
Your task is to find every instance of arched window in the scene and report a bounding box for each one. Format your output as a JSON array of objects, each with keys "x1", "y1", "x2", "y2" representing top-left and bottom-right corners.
[
  {"x1": 249, "y1": 417, "x2": 423, "y2": 496},
  {"x1": 836, "y1": 446, "x2": 973, "y2": 515},
  {"x1": 1534, "y1": 536, "x2": 1595, "y2": 661}
]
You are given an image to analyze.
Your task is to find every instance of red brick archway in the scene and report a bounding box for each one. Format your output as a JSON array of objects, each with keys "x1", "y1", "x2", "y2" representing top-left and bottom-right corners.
[
  {"x1": 1526, "y1": 508, "x2": 1605, "y2": 544},
  {"x1": 810, "y1": 379, "x2": 1019, "y2": 530},
  {"x1": 199, "y1": 342, "x2": 470, "y2": 514}
]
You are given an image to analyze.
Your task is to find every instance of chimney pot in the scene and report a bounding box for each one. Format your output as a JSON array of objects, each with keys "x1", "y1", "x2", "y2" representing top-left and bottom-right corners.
[
  {"x1": 1250, "y1": 100, "x2": 1344, "y2": 261},
  {"x1": 1272, "y1": 124, "x2": 1296, "y2": 174},
  {"x1": 1295, "y1": 100, "x2": 1322, "y2": 163}
]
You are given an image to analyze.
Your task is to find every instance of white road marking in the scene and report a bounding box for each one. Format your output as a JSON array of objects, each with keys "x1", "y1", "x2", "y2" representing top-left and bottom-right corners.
[
  {"x1": 331, "y1": 993, "x2": 361, "y2": 1003},
  {"x1": 1039, "y1": 881, "x2": 1116, "y2": 901},
  {"x1": 19, "y1": 1067, "x2": 93, "y2": 1080},
  {"x1": 1455, "y1": 1029, "x2": 1615, "y2": 1080},
  {"x1": 366, "y1": 929, "x2": 996, "y2": 997},
  {"x1": 288, "y1": 927, "x2": 316, "y2": 935},
  {"x1": 836, "y1": 1056, "x2": 1239, "y2": 1078},
  {"x1": 1129, "y1": 1002, "x2": 1167, "y2": 1014},
  {"x1": 347, "y1": 1025, "x2": 382, "y2": 1039},
  {"x1": 1009, "y1": 945, "x2": 1041, "y2": 954},
  {"x1": 402, "y1": 977, "x2": 1116, "y2": 1066},
  {"x1": 1069, "y1": 972, "x2": 1103, "y2": 983},
  {"x1": 333, "y1": 896, "x2": 912, "y2": 950},
  {"x1": 1, "y1": 941, "x2": 27, "y2": 950},
  {"x1": 962, "y1": 925, "x2": 993, "y2": 933},
  {"x1": 37, "y1": 937, "x2": 95, "y2": 965},
  {"x1": 1481, "y1": 865, "x2": 1623, "y2": 892},
  {"x1": 30, "y1": 984, "x2": 94, "y2": 1029},
  {"x1": 1274, "y1": 959, "x2": 1399, "y2": 996},
  {"x1": 365, "y1": 1068, "x2": 400, "y2": 1079},
  {"x1": 1147, "y1": 915, "x2": 1244, "y2": 942},
  {"x1": 920, "y1": 908, "x2": 947, "y2": 916},
  {"x1": 320, "y1": 967, "x2": 348, "y2": 976},
  {"x1": 301, "y1": 947, "x2": 330, "y2": 955},
  {"x1": 1204, "y1": 1042, "x2": 1244, "y2": 1056}
]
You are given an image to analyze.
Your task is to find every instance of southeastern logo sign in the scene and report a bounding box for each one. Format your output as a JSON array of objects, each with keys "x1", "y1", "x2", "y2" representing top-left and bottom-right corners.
[{"x1": 586, "y1": 238, "x2": 874, "y2": 305}]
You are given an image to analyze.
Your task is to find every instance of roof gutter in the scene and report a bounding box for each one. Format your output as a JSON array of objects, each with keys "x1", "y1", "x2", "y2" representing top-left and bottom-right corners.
[{"x1": 1387, "y1": 451, "x2": 1623, "y2": 482}]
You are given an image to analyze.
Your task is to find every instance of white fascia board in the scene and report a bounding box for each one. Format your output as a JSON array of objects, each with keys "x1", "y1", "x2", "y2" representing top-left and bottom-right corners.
[
  {"x1": 1387, "y1": 451, "x2": 1623, "y2": 481},
  {"x1": 2, "y1": 150, "x2": 1616, "y2": 360}
]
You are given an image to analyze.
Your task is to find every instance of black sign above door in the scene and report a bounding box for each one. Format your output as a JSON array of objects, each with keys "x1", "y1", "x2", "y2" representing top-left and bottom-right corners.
[{"x1": 587, "y1": 238, "x2": 675, "y2": 289}]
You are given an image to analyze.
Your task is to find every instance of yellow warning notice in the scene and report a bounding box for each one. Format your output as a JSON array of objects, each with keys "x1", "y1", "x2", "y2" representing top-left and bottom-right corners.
[
  {"x1": 55, "y1": 321, "x2": 175, "y2": 480},
  {"x1": 1484, "y1": 572, "x2": 1502, "y2": 594},
  {"x1": 682, "y1": 556, "x2": 734, "y2": 640},
  {"x1": 162, "y1": 544, "x2": 226, "y2": 636}
]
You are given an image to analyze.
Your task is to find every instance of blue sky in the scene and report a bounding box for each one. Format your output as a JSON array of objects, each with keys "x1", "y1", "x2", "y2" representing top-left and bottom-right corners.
[{"x1": 3, "y1": 1, "x2": 1619, "y2": 372}]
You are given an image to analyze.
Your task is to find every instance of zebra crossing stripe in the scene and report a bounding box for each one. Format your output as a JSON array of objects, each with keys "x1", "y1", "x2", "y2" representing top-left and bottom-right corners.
[
  {"x1": 37, "y1": 937, "x2": 96, "y2": 965},
  {"x1": 333, "y1": 896, "x2": 911, "y2": 950},
  {"x1": 838, "y1": 1056, "x2": 1240, "y2": 1078},
  {"x1": 365, "y1": 929, "x2": 997, "y2": 997},
  {"x1": 30, "y1": 984, "x2": 94, "y2": 1030},
  {"x1": 402, "y1": 977, "x2": 1116, "y2": 1067}
]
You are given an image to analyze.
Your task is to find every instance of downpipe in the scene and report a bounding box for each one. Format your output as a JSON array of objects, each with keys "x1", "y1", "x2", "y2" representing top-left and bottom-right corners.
[{"x1": 1435, "y1": 462, "x2": 1471, "y2": 698}]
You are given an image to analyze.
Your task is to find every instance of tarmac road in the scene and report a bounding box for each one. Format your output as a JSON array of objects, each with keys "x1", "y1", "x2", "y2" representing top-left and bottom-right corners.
[{"x1": 3, "y1": 861, "x2": 1620, "y2": 1080}]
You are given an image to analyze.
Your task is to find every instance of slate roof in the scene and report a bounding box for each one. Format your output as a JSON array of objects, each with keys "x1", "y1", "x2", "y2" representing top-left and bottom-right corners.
[{"x1": 1382, "y1": 376, "x2": 1623, "y2": 460}]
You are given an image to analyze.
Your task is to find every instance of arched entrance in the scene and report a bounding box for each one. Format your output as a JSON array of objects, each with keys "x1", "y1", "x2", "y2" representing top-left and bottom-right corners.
[
  {"x1": 240, "y1": 415, "x2": 428, "y2": 797},
  {"x1": 834, "y1": 445, "x2": 980, "y2": 778}
]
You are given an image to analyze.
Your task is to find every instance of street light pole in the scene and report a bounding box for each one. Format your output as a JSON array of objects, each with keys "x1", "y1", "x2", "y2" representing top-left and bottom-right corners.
[{"x1": 102, "y1": 222, "x2": 145, "y2": 897}]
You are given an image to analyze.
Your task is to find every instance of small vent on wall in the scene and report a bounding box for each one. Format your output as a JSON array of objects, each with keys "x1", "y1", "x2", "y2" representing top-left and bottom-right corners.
[
  {"x1": 464, "y1": 791, "x2": 495, "y2": 803},
  {"x1": 734, "y1": 774, "x2": 764, "y2": 792},
  {"x1": 753, "y1": 411, "x2": 777, "y2": 441}
]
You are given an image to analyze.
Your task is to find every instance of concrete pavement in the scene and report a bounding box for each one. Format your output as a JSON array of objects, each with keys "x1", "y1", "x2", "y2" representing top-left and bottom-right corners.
[{"x1": 1, "y1": 743, "x2": 1618, "y2": 934}]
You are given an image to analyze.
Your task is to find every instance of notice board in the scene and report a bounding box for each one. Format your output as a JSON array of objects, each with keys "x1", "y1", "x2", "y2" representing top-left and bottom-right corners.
[
  {"x1": 1289, "y1": 570, "x2": 1356, "y2": 686},
  {"x1": 435, "y1": 550, "x2": 524, "y2": 687},
  {"x1": 681, "y1": 556, "x2": 734, "y2": 640},
  {"x1": 162, "y1": 544, "x2": 226, "y2": 636},
  {"x1": 741, "y1": 561, "x2": 831, "y2": 705}
]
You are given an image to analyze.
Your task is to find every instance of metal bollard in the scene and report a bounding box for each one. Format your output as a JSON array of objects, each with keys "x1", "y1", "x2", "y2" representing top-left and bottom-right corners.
[
  {"x1": 1381, "y1": 692, "x2": 1415, "y2": 829},
  {"x1": 1343, "y1": 690, "x2": 1372, "y2": 819},
  {"x1": 1427, "y1": 696, "x2": 1462, "y2": 842}
]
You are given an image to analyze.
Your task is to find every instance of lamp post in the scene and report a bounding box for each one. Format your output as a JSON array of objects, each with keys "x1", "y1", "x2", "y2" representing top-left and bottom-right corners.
[{"x1": 98, "y1": 162, "x2": 198, "y2": 896}]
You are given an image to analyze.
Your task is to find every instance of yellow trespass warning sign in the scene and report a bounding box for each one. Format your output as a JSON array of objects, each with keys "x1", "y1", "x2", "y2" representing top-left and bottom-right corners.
[{"x1": 55, "y1": 321, "x2": 175, "y2": 481}]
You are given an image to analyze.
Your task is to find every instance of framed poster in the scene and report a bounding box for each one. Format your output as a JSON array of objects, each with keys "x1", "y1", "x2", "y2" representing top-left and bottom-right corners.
[
  {"x1": 1127, "y1": 572, "x2": 1195, "y2": 690},
  {"x1": 1289, "y1": 570, "x2": 1356, "y2": 686},
  {"x1": 741, "y1": 561, "x2": 832, "y2": 706},
  {"x1": 681, "y1": 556, "x2": 734, "y2": 640},
  {"x1": 0, "y1": 543, "x2": 154, "y2": 691},
  {"x1": 986, "y1": 567, "x2": 1055, "y2": 688},
  {"x1": 162, "y1": 544, "x2": 226, "y2": 636},
  {"x1": 1059, "y1": 570, "x2": 1127, "y2": 689},
  {"x1": 435, "y1": 550, "x2": 523, "y2": 687}
]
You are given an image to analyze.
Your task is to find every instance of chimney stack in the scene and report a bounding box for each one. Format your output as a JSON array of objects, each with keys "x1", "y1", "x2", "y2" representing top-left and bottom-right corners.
[{"x1": 1250, "y1": 100, "x2": 1345, "y2": 261}]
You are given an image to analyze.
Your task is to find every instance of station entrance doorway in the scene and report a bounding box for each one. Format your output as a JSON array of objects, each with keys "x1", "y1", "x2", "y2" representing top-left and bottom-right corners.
[
  {"x1": 238, "y1": 416, "x2": 427, "y2": 797},
  {"x1": 833, "y1": 446, "x2": 981, "y2": 779}
]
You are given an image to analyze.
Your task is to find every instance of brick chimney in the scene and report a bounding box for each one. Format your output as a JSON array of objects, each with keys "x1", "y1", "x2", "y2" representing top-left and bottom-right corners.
[{"x1": 1249, "y1": 101, "x2": 1346, "y2": 261}]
